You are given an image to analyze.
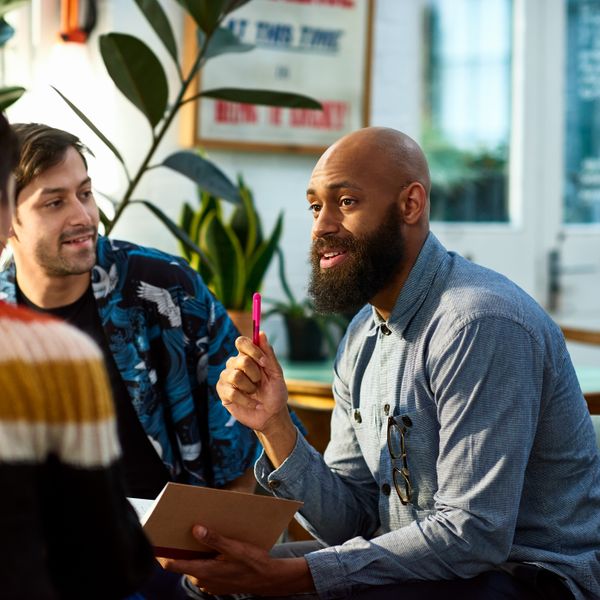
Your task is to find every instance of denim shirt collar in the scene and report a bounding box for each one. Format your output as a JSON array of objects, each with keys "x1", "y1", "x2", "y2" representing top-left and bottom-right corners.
[{"x1": 369, "y1": 232, "x2": 448, "y2": 338}]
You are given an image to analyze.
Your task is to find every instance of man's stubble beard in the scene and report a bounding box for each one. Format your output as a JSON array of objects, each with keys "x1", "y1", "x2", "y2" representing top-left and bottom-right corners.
[
  {"x1": 308, "y1": 203, "x2": 405, "y2": 314},
  {"x1": 35, "y1": 227, "x2": 98, "y2": 277}
]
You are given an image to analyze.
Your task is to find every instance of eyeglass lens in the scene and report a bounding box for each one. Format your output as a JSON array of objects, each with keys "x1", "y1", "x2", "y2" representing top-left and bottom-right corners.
[{"x1": 387, "y1": 415, "x2": 413, "y2": 505}]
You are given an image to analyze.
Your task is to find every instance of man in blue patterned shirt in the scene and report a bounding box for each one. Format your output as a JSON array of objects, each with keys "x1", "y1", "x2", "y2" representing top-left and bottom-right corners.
[
  {"x1": 0, "y1": 123, "x2": 261, "y2": 599},
  {"x1": 0, "y1": 123, "x2": 258, "y2": 499},
  {"x1": 162, "y1": 127, "x2": 600, "y2": 599}
]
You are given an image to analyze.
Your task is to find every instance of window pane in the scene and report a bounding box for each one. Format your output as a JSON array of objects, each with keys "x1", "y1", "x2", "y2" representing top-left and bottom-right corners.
[
  {"x1": 423, "y1": 0, "x2": 512, "y2": 222},
  {"x1": 564, "y1": 0, "x2": 600, "y2": 224}
]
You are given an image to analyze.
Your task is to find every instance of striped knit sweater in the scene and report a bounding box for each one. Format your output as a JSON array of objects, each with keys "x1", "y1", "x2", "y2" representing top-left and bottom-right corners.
[{"x1": 0, "y1": 301, "x2": 154, "y2": 600}]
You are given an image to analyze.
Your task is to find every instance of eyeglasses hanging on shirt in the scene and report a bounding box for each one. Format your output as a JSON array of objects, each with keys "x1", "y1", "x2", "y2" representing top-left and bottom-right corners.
[{"x1": 387, "y1": 414, "x2": 413, "y2": 505}]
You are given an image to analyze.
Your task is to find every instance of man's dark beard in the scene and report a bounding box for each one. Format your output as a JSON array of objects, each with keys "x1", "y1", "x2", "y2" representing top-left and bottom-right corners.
[{"x1": 308, "y1": 203, "x2": 405, "y2": 314}]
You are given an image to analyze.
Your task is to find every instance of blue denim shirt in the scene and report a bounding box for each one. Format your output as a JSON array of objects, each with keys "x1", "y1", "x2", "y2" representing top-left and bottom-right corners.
[{"x1": 256, "y1": 232, "x2": 600, "y2": 599}]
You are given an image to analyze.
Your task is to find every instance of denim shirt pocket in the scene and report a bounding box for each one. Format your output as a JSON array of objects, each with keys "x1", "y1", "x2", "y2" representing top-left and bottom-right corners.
[{"x1": 347, "y1": 405, "x2": 382, "y2": 475}]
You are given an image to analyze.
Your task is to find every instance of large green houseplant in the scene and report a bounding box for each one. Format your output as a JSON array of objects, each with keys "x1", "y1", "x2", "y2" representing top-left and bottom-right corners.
[
  {"x1": 178, "y1": 175, "x2": 282, "y2": 325},
  {"x1": 54, "y1": 0, "x2": 320, "y2": 262}
]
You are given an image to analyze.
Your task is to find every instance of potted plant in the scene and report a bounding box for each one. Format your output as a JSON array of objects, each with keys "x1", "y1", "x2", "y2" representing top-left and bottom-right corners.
[
  {"x1": 178, "y1": 175, "x2": 282, "y2": 335},
  {"x1": 51, "y1": 0, "x2": 319, "y2": 255},
  {"x1": 265, "y1": 248, "x2": 348, "y2": 362}
]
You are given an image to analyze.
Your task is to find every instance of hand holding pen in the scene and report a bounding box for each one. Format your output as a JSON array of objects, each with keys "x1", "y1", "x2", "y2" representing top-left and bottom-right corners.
[{"x1": 217, "y1": 291, "x2": 290, "y2": 434}]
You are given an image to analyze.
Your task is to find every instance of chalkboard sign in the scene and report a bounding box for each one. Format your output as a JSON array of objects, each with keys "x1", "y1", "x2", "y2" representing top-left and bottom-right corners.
[{"x1": 565, "y1": 0, "x2": 600, "y2": 223}]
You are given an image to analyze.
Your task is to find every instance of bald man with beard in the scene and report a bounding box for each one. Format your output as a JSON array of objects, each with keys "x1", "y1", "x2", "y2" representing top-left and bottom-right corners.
[{"x1": 160, "y1": 128, "x2": 600, "y2": 600}]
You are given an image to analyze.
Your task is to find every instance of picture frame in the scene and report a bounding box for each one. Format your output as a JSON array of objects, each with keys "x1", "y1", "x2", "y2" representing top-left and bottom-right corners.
[{"x1": 180, "y1": 0, "x2": 374, "y2": 155}]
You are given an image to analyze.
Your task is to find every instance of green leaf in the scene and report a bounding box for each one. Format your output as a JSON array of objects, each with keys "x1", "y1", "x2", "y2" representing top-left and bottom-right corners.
[
  {"x1": 200, "y1": 210, "x2": 246, "y2": 308},
  {"x1": 0, "y1": 85, "x2": 24, "y2": 111},
  {"x1": 241, "y1": 177, "x2": 264, "y2": 244},
  {"x1": 196, "y1": 255, "x2": 214, "y2": 287},
  {"x1": 177, "y1": 201, "x2": 214, "y2": 285},
  {"x1": 204, "y1": 26, "x2": 253, "y2": 60},
  {"x1": 179, "y1": 201, "x2": 194, "y2": 235},
  {"x1": 177, "y1": 201, "x2": 195, "y2": 261},
  {"x1": 131, "y1": 199, "x2": 213, "y2": 270},
  {"x1": 230, "y1": 179, "x2": 258, "y2": 258},
  {"x1": 200, "y1": 88, "x2": 322, "y2": 110},
  {"x1": 246, "y1": 212, "x2": 284, "y2": 300},
  {"x1": 188, "y1": 208, "x2": 214, "y2": 284},
  {"x1": 100, "y1": 33, "x2": 168, "y2": 128},
  {"x1": 52, "y1": 86, "x2": 126, "y2": 167},
  {"x1": 177, "y1": 0, "x2": 226, "y2": 35},
  {"x1": 275, "y1": 247, "x2": 297, "y2": 307},
  {"x1": 223, "y1": 0, "x2": 252, "y2": 16},
  {"x1": 196, "y1": 190, "x2": 221, "y2": 233},
  {"x1": 163, "y1": 151, "x2": 241, "y2": 204},
  {"x1": 185, "y1": 191, "x2": 221, "y2": 287},
  {"x1": 133, "y1": 0, "x2": 179, "y2": 67}
]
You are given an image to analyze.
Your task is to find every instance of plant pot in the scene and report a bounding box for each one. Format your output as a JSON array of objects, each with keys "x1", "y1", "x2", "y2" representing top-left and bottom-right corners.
[
  {"x1": 284, "y1": 315, "x2": 325, "y2": 362},
  {"x1": 228, "y1": 310, "x2": 253, "y2": 339}
]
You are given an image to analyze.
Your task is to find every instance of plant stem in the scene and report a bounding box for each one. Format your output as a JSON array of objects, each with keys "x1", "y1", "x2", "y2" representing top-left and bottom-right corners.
[{"x1": 105, "y1": 33, "x2": 211, "y2": 235}]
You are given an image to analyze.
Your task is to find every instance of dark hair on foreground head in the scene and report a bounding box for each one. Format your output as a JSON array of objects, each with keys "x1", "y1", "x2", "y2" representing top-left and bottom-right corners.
[
  {"x1": 11, "y1": 122, "x2": 90, "y2": 198},
  {"x1": 0, "y1": 112, "x2": 19, "y2": 208}
]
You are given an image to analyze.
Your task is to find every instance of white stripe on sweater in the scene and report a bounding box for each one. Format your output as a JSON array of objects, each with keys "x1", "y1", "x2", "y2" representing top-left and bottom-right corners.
[{"x1": 0, "y1": 417, "x2": 121, "y2": 467}]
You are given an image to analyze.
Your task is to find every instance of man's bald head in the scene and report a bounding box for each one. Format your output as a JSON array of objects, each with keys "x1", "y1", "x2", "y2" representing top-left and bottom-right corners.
[{"x1": 316, "y1": 127, "x2": 431, "y2": 199}]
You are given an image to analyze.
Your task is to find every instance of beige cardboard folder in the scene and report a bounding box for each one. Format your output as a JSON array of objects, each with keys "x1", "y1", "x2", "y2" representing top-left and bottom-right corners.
[{"x1": 141, "y1": 482, "x2": 303, "y2": 559}]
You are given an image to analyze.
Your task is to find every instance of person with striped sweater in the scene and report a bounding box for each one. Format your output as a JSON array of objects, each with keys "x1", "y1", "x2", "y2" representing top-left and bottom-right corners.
[{"x1": 0, "y1": 112, "x2": 154, "y2": 599}]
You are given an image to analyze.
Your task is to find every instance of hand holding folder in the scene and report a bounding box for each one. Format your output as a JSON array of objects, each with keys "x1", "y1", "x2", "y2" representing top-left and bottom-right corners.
[{"x1": 139, "y1": 482, "x2": 302, "y2": 559}]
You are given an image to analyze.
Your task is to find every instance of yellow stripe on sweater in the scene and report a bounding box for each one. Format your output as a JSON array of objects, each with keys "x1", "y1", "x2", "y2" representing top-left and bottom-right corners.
[
  {"x1": 0, "y1": 357, "x2": 115, "y2": 422},
  {"x1": 0, "y1": 316, "x2": 115, "y2": 423}
]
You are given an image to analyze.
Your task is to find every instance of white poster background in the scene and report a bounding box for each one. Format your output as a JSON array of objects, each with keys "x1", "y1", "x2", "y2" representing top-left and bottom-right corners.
[{"x1": 196, "y1": 0, "x2": 372, "y2": 151}]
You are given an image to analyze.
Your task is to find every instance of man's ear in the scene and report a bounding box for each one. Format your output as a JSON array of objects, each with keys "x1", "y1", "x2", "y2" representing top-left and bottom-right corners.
[
  {"x1": 400, "y1": 182, "x2": 427, "y2": 225},
  {"x1": 8, "y1": 220, "x2": 17, "y2": 239}
]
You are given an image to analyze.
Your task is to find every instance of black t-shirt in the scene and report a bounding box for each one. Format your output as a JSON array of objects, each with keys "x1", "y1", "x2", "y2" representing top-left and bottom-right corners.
[{"x1": 17, "y1": 284, "x2": 170, "y2": 499}]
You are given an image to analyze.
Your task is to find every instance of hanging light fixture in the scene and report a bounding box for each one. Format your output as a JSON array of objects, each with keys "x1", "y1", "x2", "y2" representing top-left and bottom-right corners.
[{"x1": 60, "y1": 0, "x2": 97, "y2": 43}]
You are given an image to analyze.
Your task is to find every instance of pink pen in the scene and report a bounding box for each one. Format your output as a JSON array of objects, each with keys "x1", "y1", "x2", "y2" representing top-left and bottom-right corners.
[{"x1": 252, "y1": 292, "x2": 261, "y2": 345}]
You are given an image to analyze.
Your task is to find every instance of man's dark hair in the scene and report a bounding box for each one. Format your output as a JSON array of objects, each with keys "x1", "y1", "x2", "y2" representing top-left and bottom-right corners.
[
  {"x1": 0, "y1": 112, "x2": 19, "y2": 208},
  {"x1": 11, "y1": 123, "x2": 90, "y2": 198}
]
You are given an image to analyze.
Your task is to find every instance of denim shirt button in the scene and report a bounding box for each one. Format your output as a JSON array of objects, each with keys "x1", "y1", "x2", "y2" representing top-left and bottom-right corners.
[
  {"x1": 380, "y1": 324, "x2": 392, "y2": 336},
  {"x1": 268, "y1": 480, "x2": 281, "y2": 490},
  {"x1": 354, "y1": 410, "x2": 362, "y2": 423},
  {"x1": 383, "y1": 404, "x2": 390, "y2": 415},
  {"x1": 381, "y1": 483, "x2": 391, "y2": 496}
]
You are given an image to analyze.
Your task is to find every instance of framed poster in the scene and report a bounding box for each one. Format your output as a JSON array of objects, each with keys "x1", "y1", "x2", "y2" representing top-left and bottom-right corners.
[{"x1": 180, "y1": 0, "x2": 374, "y2": 154}]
